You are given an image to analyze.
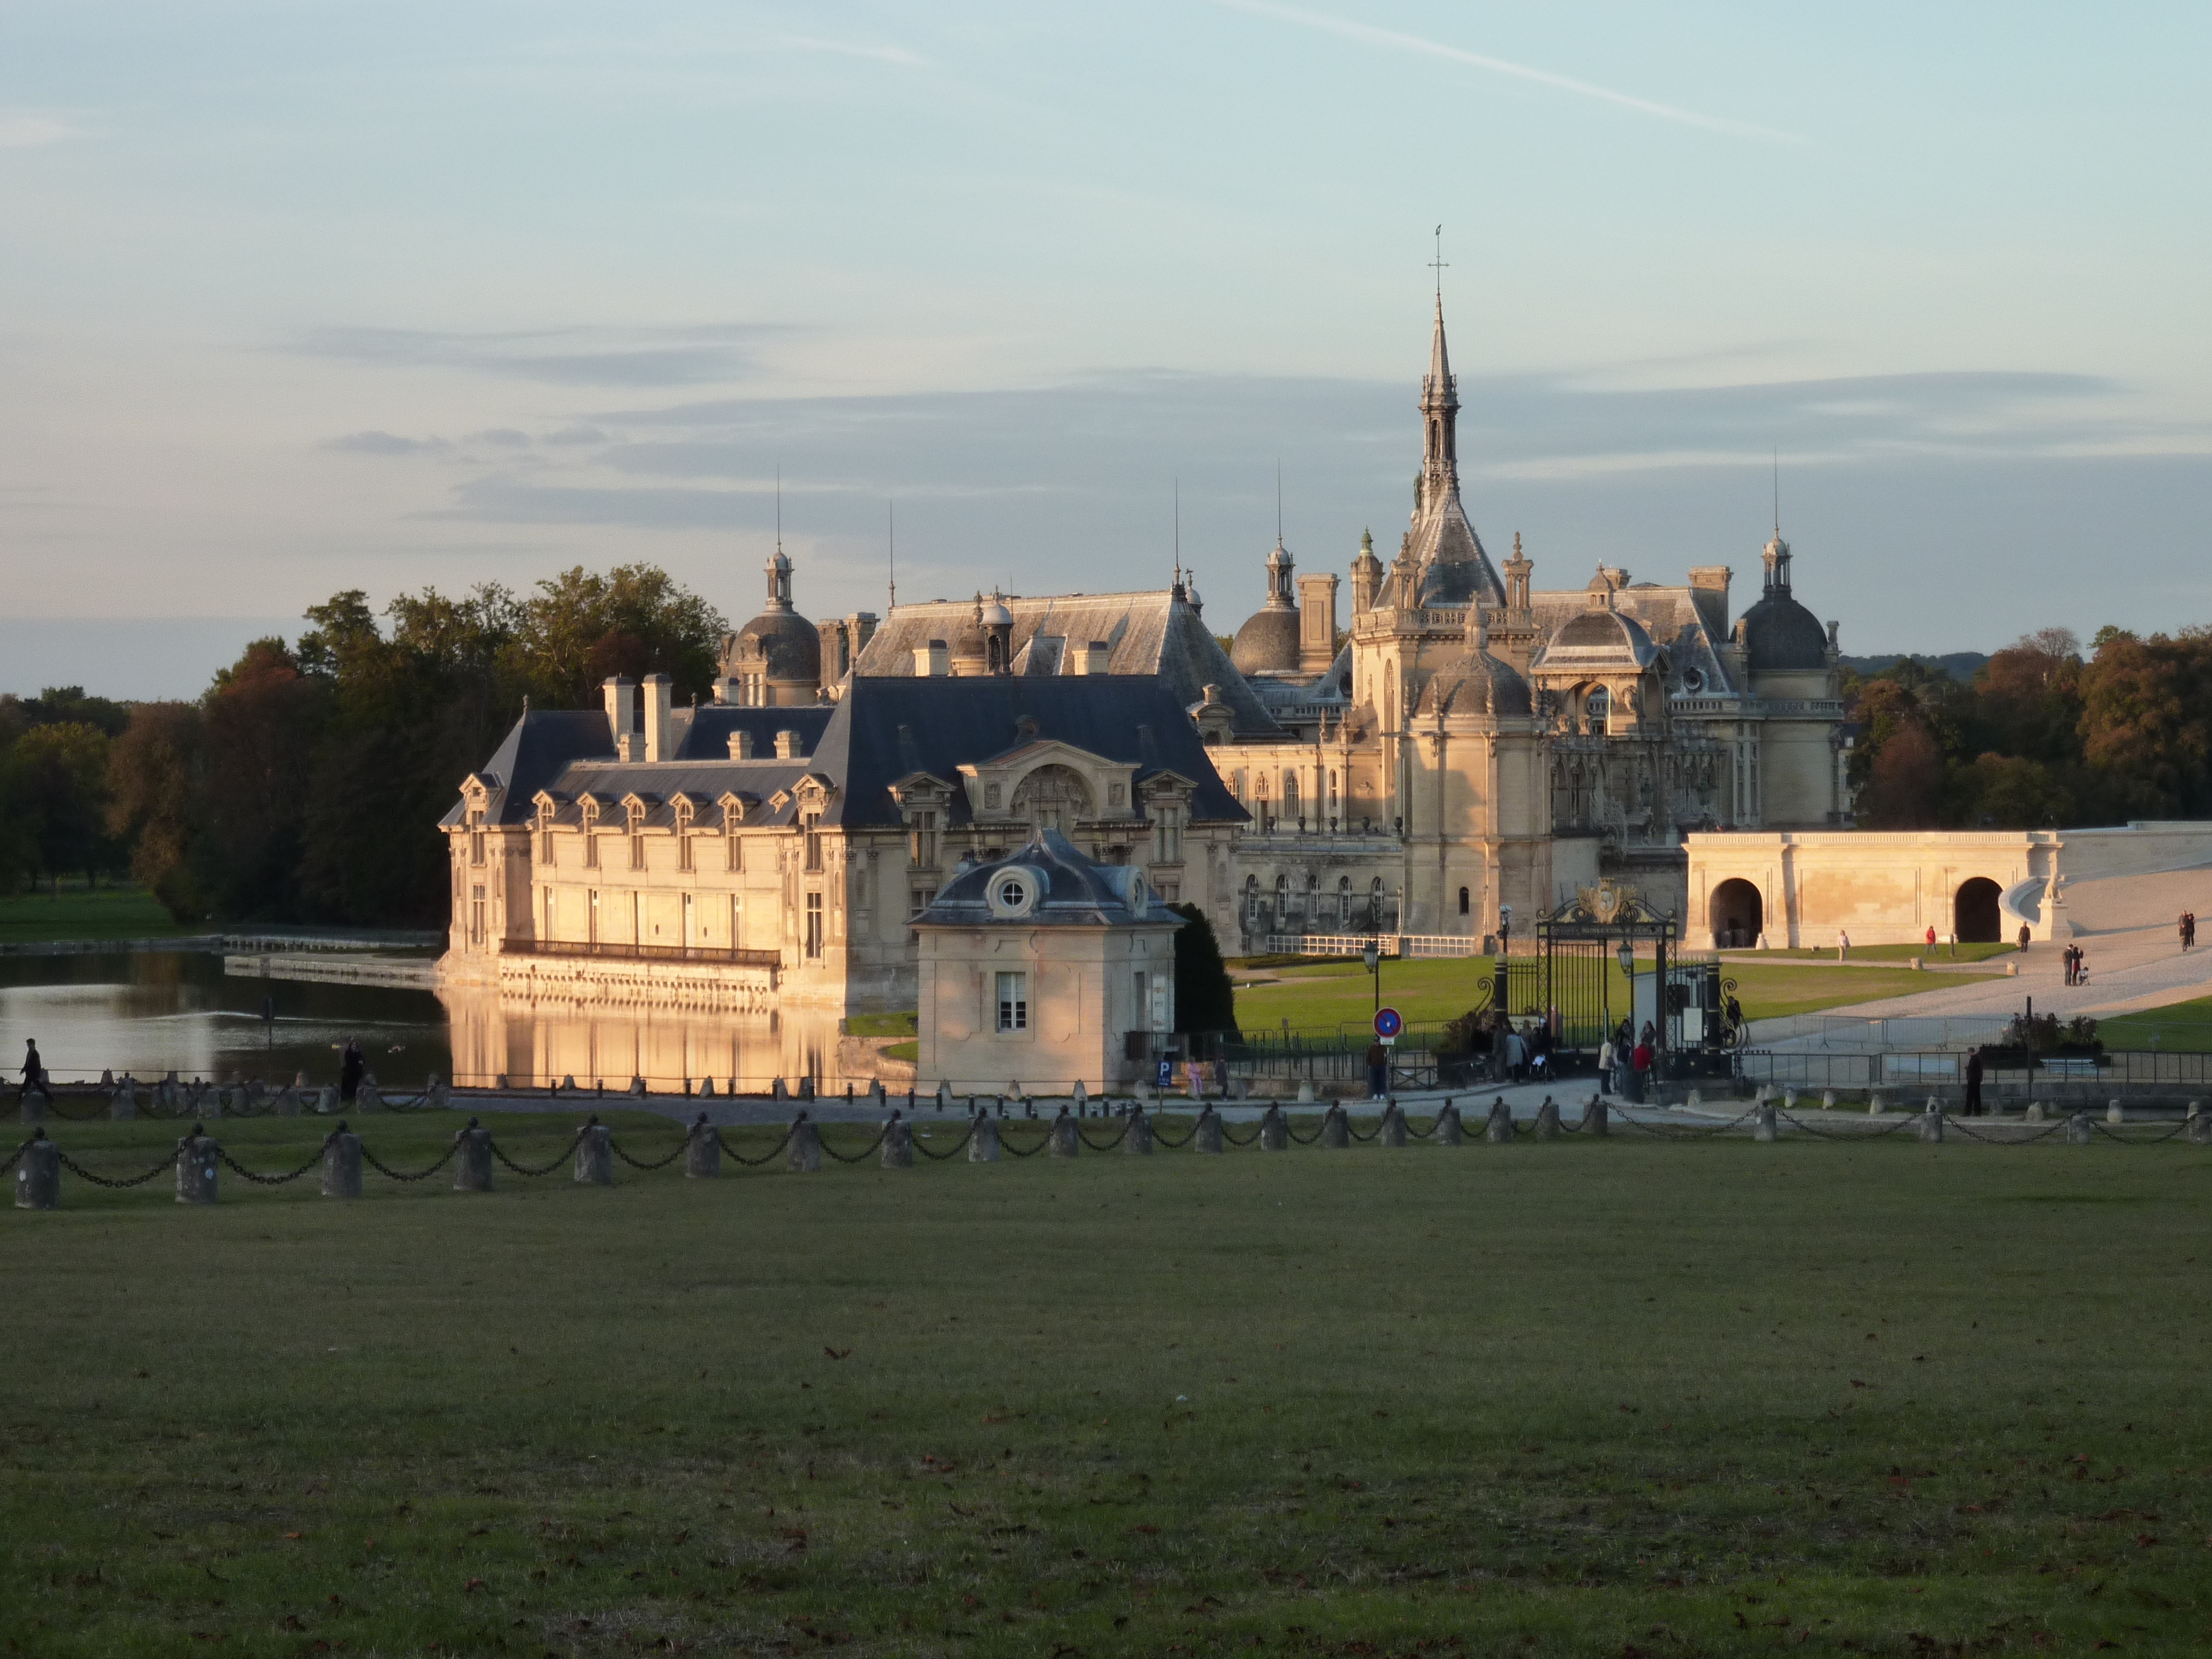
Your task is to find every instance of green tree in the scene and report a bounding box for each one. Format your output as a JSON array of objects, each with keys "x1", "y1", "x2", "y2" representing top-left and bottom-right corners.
[
  {"x1": 107, "y1": 702, "x2": 212, "y2": 922},
  {"x1": 199, "y1": 638, "x2": 329, "y2": 919},
  {"x1": 2075, "y1": 627, "x2": 2212, "y2": 818},
  {"x1": 1168, "y1": 902, "x2": 1239, "y2": 1040},
  {"x1": 3, "y1": 721, "x2": 115, "y2": 891},
  {"x1": 516, "y1": 564, "x2": 728, "y2": 709}
]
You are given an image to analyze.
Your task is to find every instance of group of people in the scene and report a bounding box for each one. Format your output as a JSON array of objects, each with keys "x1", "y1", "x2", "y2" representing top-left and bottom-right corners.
[
  {"x1": 1597, "y1": 1021, "x2": 1659, "y2": 1102},
  {"x1": 2182, "y1": 912, "x2": 2199, "y2": 952},
  {"x1": 2062, "y1": 943, "x2": 2091, "y2": 986}
]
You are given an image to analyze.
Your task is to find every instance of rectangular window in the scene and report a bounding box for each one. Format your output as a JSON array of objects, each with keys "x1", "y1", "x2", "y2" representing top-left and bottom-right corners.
[
  {"x1": 678, "y1": 833, "x2": 694, "y2": 873},
  {"x1": 910, "y1": 809, "x2": 937, "y2": 867},
  {"x1": 585, "y1": 831, "x2": 598, "y2": 870},
  {"x1": 471, "y1": 831, "x2": 484, "y2": 866},
  {"x1": 910, "y1": 886, "x2": 929, "y2": 920},
  {"x1": 630, "y1": 891, "x2": 641, "y2": 943},
  {"x1": 729, "y1": 893, "x2": 742, "y2": 949},
  {"x1": 1133, "y1": 970, "x2": 1148, "y2": 1030},
  {"x1": 469, "y1": 884, "x2": 485, "y2": 945},
  {"x1": 803, "y1": 813, "x2": 823, "y2": 873},
  {"x1": 588, "y1": 888, "x2": 600, "y2": 943},
  {"x1": 538, "y1": 829, "x2": 554, "y2": 864},
  {"x1": 629, "y1": 829, "x2": 645, "y2": 871},
  {"x1": 542, "y1": 887, "x2": 554, "y2": 942},
  {"x1": 996, "y1": 971, "x2": 1028, "y2": 1033},
  {"x1": 682, "y1": 891, "x2": 694, "y2": 945},
  {"x1": 805, "y1": 892, "x2": 823, "y2": 958},
  {"x1": 726, "y1": 832, "x2": 743, "y2": 873}
]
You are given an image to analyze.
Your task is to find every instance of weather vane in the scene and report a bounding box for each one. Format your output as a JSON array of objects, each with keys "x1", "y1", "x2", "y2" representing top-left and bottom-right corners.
[{"x1": 1430, "y1": 224, "x2": 1447, "y2": 300}]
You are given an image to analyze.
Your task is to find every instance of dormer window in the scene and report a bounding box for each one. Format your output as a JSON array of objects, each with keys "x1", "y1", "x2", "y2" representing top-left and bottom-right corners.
[
  {"x1": 1586, "y1": 687, "x2": 1610, "y2": 737},
  {"x1": 468, "y1": 807, "x2": 486, "y2": 866}
]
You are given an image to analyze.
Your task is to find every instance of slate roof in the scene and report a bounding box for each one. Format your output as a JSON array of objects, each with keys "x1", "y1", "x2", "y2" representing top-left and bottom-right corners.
[
  {"x1": 851, "y1": 589, "x2": 1283, "y2": 738},
  {"x1": 1529, "y1": 587, "x2": 1734, "y2": 695},
  {"x1": 916, "y1": 828, "x2": 1175, "y2": 930}
]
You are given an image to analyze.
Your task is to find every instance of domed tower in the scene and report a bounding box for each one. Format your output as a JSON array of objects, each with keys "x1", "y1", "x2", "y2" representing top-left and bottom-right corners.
[
  {"x1": 1732, "y1": 534, "x2": 1832, "y2": 682},
  {"x1": 1349, "y1": 528, "x2": 1383, "y2": 615},
  {"x1": 720, "y1": 547, "x2": 822, "y2": 706},
  {"x1": 1230, "y1": 541, "x2": 1301, "y2": 677},
  {"x1": 1731, "y1": 530, "x2": 1845, "y2": 827}
]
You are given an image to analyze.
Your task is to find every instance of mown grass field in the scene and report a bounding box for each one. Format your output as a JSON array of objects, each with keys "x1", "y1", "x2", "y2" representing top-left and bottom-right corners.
[
  {"x1": 0, "y1": 885, "x2": 192, "y2": 945},
  {"x1": 5, "y1": 1108, "x2": 2210, "y2": 1656},
  {"x1": 1230, "y1": 956, "x2": 1995, "y2": 1034},
  {"x1": 2100, "y1": 994, "x2": 2212, "y2": 1053},
  {"x1": 1722, "y1": 943, "x2": 2020, "y2": 965}
]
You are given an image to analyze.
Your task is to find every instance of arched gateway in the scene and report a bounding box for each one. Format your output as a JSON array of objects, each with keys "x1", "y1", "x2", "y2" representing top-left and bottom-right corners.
[{"x1": 1709, "y1": 878, "x2": 1763, "y2": 950}]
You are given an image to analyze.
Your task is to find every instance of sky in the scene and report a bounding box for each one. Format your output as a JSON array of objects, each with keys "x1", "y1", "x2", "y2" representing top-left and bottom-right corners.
[{"x1": 3, "y1": 1, "x2": 2209, "y2": 697}]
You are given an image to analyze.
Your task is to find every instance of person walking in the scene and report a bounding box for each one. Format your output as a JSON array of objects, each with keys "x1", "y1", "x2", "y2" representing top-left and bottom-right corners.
[
  {"x1": 1504, "y1": 1023, "x2": 1526, "y2": 1085},
  {"x1": 20, "y1": 1038, "x2": 46, "y2": 1099},
  {"x1": 1364, "y1": 1039, "x2": 1389, "y2": 1101},
  {"x1": 1964, "y1": 1047, "x2": 1985, "y2": 1117},
  {"x1": 339, "y1": 1037, "x2": 365, "y2": 1104},
  {"x1": 1630, "y1": 1033, "x2": 1654, "y2": 1103},
  {"x1": 1837, "y1": 930, "x2": 1851, "y2": 962},
  {"x1": 1597, "y1": 1031, "x2": 1616, "y2": 1097},
  {"x1": 2017, "y1": 922, "x2": 2031, "y2": 953},
  {"x1": 1925, "y1": 924, "x2": 1937, "y2": 951}
]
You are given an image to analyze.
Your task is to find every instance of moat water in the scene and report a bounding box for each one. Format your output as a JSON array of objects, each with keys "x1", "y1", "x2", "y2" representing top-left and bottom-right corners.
[{"x1": 0, "y1": 951, "x2": 876, "y2": 1092}]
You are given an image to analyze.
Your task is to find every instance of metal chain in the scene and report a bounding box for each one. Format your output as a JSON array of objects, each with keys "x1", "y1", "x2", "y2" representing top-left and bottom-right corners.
[
  {"x1": 1076, "y1": 1118, "x2": 1131, "y2": 1152},
  {"x1": 1775, "y1": 1107, "x2": 1922, "y2": 1141},
  {"x1": 998, "y1": 1125, "x2": 1051, "y2": 1158},
  {"x1": 911, "y1": 1122, "x2": 976, "y2": 1160},
  {"x1": 360, "y1": 1142, "x2": 461, "y2": 1182},
  {"x1": 819, "y1": 1124, "x2": 891, "y2": 1164},
  {"x1": 1285, "y1": 1117, "x2": 1323, "y2": 1145},
  {"x1": 608, "y1": 1136, "x2": 688, "y2": 1171},
  {"x1": 1936, "y1": 1114, "x2": 2072, "y2": 1145},
  {"x1": 55, "y1": 1146, "x2": 181, "y2": 1189},
  {"x1": 2090, "y1": 1118, "x2": 2191, "y2": 1145},
  {"x1": 1220, "y1": 1121, "x2": 1261, "y2": 1147},
  {"x1": 1609, "y1": 1105, "x2": 1761, "y2": 1139},
  {"x1": 488, "y1": 1132, "x2": 583, "y2": 1177},
  {"x1": 717, "y1": 1123, "x2": 797, "y2": 1166},
  {"x1": 1346, "y1": 1117, "x2": 1381, "y2": 1143},
  {"x1": 35, "y1": 1094, "x2": 109, "y2": 1122},
  {"x1": 0, "y1": 1138, "x2": 30, "y2": 1177},
  {"x1": 1148, "y1": 1119, "x2": 1195, "y2": 1149},
  {"x1": 216, "y1": 1148, "x2": 322, "y2": 1185}
]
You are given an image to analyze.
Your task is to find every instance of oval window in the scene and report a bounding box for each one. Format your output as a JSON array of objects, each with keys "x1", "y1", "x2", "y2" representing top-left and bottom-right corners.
[{"x1": 997, "y1": 877, "x2": 1029, "y2": 911}]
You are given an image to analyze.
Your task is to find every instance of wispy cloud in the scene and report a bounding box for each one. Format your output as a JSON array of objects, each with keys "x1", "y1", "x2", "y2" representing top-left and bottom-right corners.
[
  {"x1": 1211, "y1": 0, "x2": 1803, "y2": 146},
  {"x1": 0, "y1": 114, "x2": 79, "y2": 149},
  {"x1": 291, "y1": 323, "x2": 781, "y2": 387}
]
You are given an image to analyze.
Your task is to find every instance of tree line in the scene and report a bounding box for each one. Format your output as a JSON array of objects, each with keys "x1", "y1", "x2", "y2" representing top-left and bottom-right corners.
[
  {"x1": 1847, "y1": 625, "x2": 2212, "y2": 829},
  {"x1": 0, "y1": 565, "x2": 726, "y2": 924}
]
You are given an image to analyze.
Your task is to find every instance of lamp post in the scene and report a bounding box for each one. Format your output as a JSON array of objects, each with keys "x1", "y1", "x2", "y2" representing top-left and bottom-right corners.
[{"x1": 1362, "y1": 937, "x2": 1381, "y2": 1016}]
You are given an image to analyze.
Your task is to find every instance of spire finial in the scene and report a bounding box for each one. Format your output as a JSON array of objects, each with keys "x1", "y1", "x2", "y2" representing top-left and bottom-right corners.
[
  {"x1": 775, "y1": 465, "x2": 782, "y2": 554},
  {"x1": 1430, "y1": 224, "x2": 1447, "y2": 303},
  {"x1": 1772, "y1": 447, "x2": 1780, "y2": 537},
  {"x1": 1275, "y1": 459, "x2": 1283, "y2": 548},
  {"x1": 1173, "y1": 476, "x2": 1182, "y2": 591},
  {"x1": 886, "y1": 500, "x2": 896, "y2": 614}
]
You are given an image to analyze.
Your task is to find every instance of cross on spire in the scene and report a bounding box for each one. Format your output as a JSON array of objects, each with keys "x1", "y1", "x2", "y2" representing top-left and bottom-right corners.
[{"x1": 1430, "y1": 224, "x2": 1448, "y2": 301}]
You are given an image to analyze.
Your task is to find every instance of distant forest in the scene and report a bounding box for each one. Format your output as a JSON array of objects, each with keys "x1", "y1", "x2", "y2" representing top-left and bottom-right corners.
[
  {"x1": 0, "y1": 565, "x2": 727, "y2": 926},
  {"x1": 2, "y1": 575, "x2": 2207, "y2": 923}
]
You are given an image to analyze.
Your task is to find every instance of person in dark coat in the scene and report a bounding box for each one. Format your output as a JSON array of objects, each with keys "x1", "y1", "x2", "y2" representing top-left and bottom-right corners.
[
  {"x1": 1364, "y1": 1040, "x2": 1389, "y2": 1100},
  {"x1": 21, "y1": 1039, "x2": 45, "y2": 1098},
  {"x1": 1964, "y1": 1047, "x2": 1985, "y2": 1116},
  {"x1": 339, "y1": 1037, "x2": 365, "y2": 1104}
]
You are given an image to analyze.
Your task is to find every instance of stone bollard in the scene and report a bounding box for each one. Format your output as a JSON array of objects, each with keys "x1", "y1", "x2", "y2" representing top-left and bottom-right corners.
[
  {"x1": 1868, "y1": 1088, "x2": 1888, "y2": 1114},
  {"x1": 426, "y1": 1077, "x2": 449, "y2": 1110},
  {"x1": 1752, "y1": 1084, "x2": 1769, "y2": 1106},
  {"x1": 1072, "y1": 1079, "x2": 1089, "y2": 1110},
  {"x1": 1048, "y1": 1106, "x2": 1080, "y2": 1158},
  {"x1": 176, "y1": 1129, "x2": 220, "y2": 1204},
  {"x1": 1689, "y1": 1089, "x2": 1704, "y2": 1111},
  {"x1": 772, "y1": 1077, "x2": 788, "y2": 1102},
  {"x1": 1581, "y1": 1097, "x2": 1609, "y2": 1136},
  {"x1": 317, "y1": 1086, "x2": 338, "y2": 1114},
  {"x1": 1754, "y1": 1102, "x2": 1779, "y2": 1142},
  {"x1": 1485, "y1": 1098, "x2": 1514, "y2": 1143},
  {"x1": 561, "y1": 1074, "x2": 577, "y2": 1093},
  {"x1": 1379, "y1": 1101, "x2": 1408, "y2": 1148},
  {"x1": 18, "y1": 1088, "x2": 45, "y2": 1125},
  {"x1": 355, "y1": 1081, "x2": 382, "y2": 1113},
  {"x1": 969, "y1": 1112, "x2": 1000, "y2": 1161},
  {"x1": 1259, "y1": 1104, "x2": 1289, "y2": 1151},
  {"x1": 627, "y1": 1076, "x2": 646, "y2": 1098},
  {"x1": 786, "y1": 1113, "x2": 822, "y2": 1173},
  {"x1": 1124, "y1": 1107, "x2": 1153, "y2": 1155},
  {"x1": 1194, "y1": 1105, "x2": 1224, "y2": 1153},
  {"x1": 321, "y1": 1124, "x2": 362, "y2": 1198},
  {"x1": 575, "y1": 1117, "x2": 613, "y2": 1185},
  {"x1": 14, "y1": 1128, "x2": 59, "y2": 1210},
  {"x1": 1534, "y1": 1098, "x2": 1563, "y2": 1140},
  {"x1": 1315, "y1": 1102, "x2": 1345, "y2": 1148},
  {"x1": 1296, "y1": 1079, "x2": 1316, "y2": 1104},
  {"x1": 110, "y1": 1081, "x2": 138, "y2": 1120},
  {"x1": 685, "y1": 1114, "x2": 720, "y2": 1178},
  {"x1": 275, "y1": 1085, "x2": 301, "y2": 1118},
  {"x1": 2065, "y1": 1111, "x2": 2093, "y2": 1145},
  {"x1": 937, "y1": 1081, "x2": 954, "y2": 1113},
  {"x1": 202, "y1": 1083, "x2": 223, "y2": 1120},
  {"x1": 697, "y1": 1077, "x2": 716, "y2": 1099},
  {"x1": 1822, "y1": 1090, "x2": 1837, "y2": 1110},
  {"x1": 881, "y1": 1113, "x2": 914, "y2": 1170},
  {"x1": 2187, "y1": 1103, "x2": 2209, "y2": 1145},
  {"x1": 1435, "y1": 1101, "x2": 1465, "y2": 1145},
  {"x1": 453, "y1": 1119, "x2": 494, "y2": 1190},
  {"x1": 2025, "y1": 1101, "x2": 2046, "y2": 1122},
  {"x1": 869, "y1": 1078, "x2": 886, "y2": 1109},
  {"x1": 1783, "y1": 1088, "x2": 1798, "y2": 1113},
  {"x1": 1917, "y1": 1106, "x2": 1945, "y2": 1143},
  {"x1": 2106, "y1": 1098, "x2": 2125, "y2": 1125}
]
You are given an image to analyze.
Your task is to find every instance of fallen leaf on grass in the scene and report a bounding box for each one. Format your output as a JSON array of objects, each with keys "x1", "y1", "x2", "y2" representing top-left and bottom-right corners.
[{"x1": 823, "y1": 1346, "x2": 851, "y2": 1360}]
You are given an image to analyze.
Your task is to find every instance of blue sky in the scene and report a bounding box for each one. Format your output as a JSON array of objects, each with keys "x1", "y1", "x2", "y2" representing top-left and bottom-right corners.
[{"x1": 3, "y1": 2, "x2": 2208, "y2": 695}]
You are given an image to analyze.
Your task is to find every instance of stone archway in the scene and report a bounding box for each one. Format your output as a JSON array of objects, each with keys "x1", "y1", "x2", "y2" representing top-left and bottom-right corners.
[
  {"x1": 1954, "y1": 877, "x2": 2003, "y2": 944},
  {"x1": 1710, "y1": 878, "x2": 1763, "y2": 949}
]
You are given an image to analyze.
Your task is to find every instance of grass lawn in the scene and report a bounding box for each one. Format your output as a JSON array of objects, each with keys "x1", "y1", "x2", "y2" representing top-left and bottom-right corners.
[
  {"x1": 0, "y1": 884, "x2": 193, "y2": 945},
  {"x1": 1724, "y1": 943, "x2": 2020, "y2": 965},
  {"x1": 1232, "y1": 957, "x2": 1996, "y2": 1034},
  {"x1": 6, "y1": 1109, "x2": 2210, "y2": 1655},
  {"x1": 2099, "y1": 993, "x2": 2212, "y2": 1053}
]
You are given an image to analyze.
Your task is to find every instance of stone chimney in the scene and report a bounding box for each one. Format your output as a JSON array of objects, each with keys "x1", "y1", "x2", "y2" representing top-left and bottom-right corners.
[
  {"x1": 641, "y1": 674, "x2": 674, "y2": 762},
  {"x1": 711, "y1": 675, "x2": 737, "y2": 705},
  {"x1": 776, "y1": 730, "x2": 802, "y2": 759},
  {"x1": 728, "y1": 730, "x2": 753, "y2": 760},
  {"x1": 914, "y1": 639, "x2": 950, "y2": 677},
  {"x1": 601, "y1": 676, "x2": 635, "y2": 755},
  {"x1": 1687, "y1": 566, "x2": 1733, "y2": 641},
  {"x1": 1068, "y1": 640, "x2": 1110, "y2": 676},
  {"x1": 1296, "y1": 572, "x2": 1339, "y2": 673}
]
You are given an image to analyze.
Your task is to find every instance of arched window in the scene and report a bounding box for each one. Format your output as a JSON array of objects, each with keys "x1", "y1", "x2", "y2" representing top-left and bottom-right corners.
[
  {"x1": 1369, "y1": 876, "x2": 1386, "y2": 926},
  {"x1": 1244, "y1": 874, "x2": 1261, "y2": 921},
  {"x1": 1282, "y1": 769, "x2": 1301, "y2": 824},
  {"x1": 1585, "y1": 687, "x2": 1610, "y2": 737},
  {"x1": 1275, "y1": 873, "x2": 1290, "y2": 913},
  {"x1": 1458, "y1": 886, "x2": 1470, "y2": 916}
]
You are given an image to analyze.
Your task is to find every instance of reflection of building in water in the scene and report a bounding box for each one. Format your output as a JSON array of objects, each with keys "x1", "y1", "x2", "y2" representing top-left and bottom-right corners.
[
  {"x1": 439, "y1": 985, "x2": 860, "y2": 1090},
  {"x1": 440, "y1": 295, "x2": 1851, "y2": 1031}
]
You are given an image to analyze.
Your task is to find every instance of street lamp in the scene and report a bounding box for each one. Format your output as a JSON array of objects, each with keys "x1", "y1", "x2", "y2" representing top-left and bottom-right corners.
[
  {"x1": 1362, "y1": 937, "x2": 1381, "y2": 1014},
  {"x1": 1617, "y1": 938, "x2": 1634, "y2": 977},
  {"x1": 1498, "y1": 903, "x2": 1512, "y2": 959}
]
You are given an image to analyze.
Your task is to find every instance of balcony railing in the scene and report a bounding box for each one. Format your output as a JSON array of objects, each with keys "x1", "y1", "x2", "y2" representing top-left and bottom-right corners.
[{"x1": 506, "y1": 939, "x2": 783, "y2": 969}]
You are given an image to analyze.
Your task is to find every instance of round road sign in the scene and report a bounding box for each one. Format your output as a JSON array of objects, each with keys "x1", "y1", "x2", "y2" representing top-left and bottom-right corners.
[{"x1": 1373, "y1": 1007, "x2": 1403, "y2": 1039}]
